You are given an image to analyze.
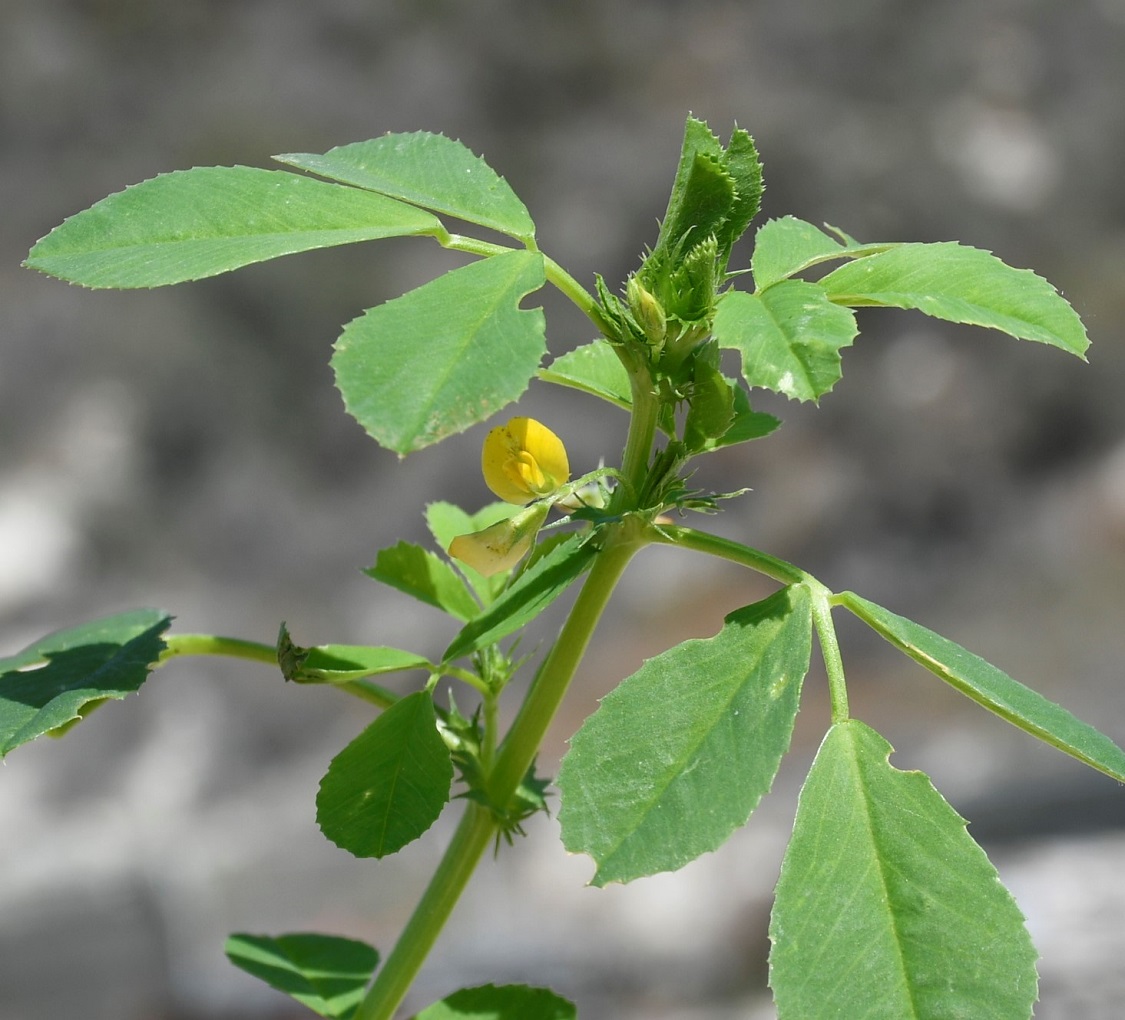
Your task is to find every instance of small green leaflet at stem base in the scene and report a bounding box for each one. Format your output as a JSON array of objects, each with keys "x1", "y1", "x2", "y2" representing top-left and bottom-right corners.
[
  {"x1": 225, "y1": 932, "x2": 380, "y2": 1020},
  {"x1": 276, "y1": 131, "x2": 536, "y2": 242},
  {"x1": 837, "y1": 590, "x2": 1125, "y2": 781},
  {"x1": 277, "y1": 623, "x2": 428, "y2": 684},
  {"x1": 365, "y1": 540, "x2": 481, "y2": 621},
  {"x1": 0, "y1": 610, "x2": 171, "y2": 757},
  {"x1": 24, "y1": 167, "x2": 442, "y2": 289},
  {"x1": 558, "y1": 585, "x2": 812, "y2": 886},
  {"x1": 713, "y1": 282, "x2": 859, "y2": 402},
  {"x1": 316, "y1": 691, "x2": 452, "y2": 859},
  {"x1": 770, "y1": 719, "x2": 1037, "y2": 1020},
  {"x1": 819, "y1": 242, "x2": 1089, "y2": 358},
  {"x1": 333, "y1": 250, "x2": 547, "y2": 455},
  {"x1": 411, "y1": 983, "x2": 576, "y2": 1020}
]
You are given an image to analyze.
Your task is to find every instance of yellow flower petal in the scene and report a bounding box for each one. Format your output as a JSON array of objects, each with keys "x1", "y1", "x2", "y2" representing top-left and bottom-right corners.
[
  {"x1": 448, "y1": 503, "x2": 550, "y2": 577},
  {"x1": 481, "y1": 417, "x2": 570, "y2": 505}
]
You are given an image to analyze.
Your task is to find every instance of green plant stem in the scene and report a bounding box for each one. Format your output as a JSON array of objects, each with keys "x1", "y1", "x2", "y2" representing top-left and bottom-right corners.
[
  {"x1": 648, "y1": 525, "x2": 808, "y2": 586},
  {"x1": 160, "y1": 633, "x2": 278, "y2": 665},
  {"x1": 490, "y1": 519, "x2": 646, "y2": 798},
  {"x1": 355, "y1": 521, "x2": 645, "y2": 1020},
  {"x1": 615, "y1": 362, "x2": 661, "y2": 505},
  {"x1": 653, "y1": 524, "x2": 852, "y2": 720},
  {"x1": 440, "y1": 233, "x2": 516, "y2": 260},
  {"x1": 354, "y1": 802, "x2": 496, "y2": 1020},
  {"x1": 812, "y1": 593, "x2": 850, "y2": 723},
  {"x1": 158, "y1": 633, "x2": 397, "y2": 709},
  {"x1": 542, "y1": 254, "x2": 604, "y2": 326},
  {"x1": 439, "y1": 234, "x2": 605, "y2": 334}
]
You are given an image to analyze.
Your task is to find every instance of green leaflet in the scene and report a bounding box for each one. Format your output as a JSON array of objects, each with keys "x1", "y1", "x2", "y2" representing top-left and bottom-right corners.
[
  {"x1": 276, "y1": 131, "x2": 536, "y2": 242},
  {"x1": 538, "y1": 341, "x2": 633, "y2": 410},
  {"x1": 750, "y1": 215, "x2": 892, "y2": 290},
  {"x1": 770, "y1": 719, "x2": 1037, "y2": 1020},
  {"x1": 0, "y1": 610, "x2": 171, "y2": 756},
  {"x1": 819, "y1": 242, "x2": 1089, "y2": 358},
  {"x1": 333, "y1": 250, "x2": 547, "y2": 454},
  {"x1": 682, "y1": 356, "x2": 735, "y2": 451},
  {"x1": 365, "y1": 540, "x2": 481, "y2": 621},
  {"x1": 316, "y1": 691, "x2": 452, "y2": 859},
  {"x1": 557, "y1": 585, "x2": 812, "y2": 886},
  {"x1": 412, "y1": 983, "x2": 576, "y2": 1020},
  {"x1": 710, "y1": 382, "x2": 781, "y2": 449},
  {"x1": 277, "y1": 624, "x2": 429, "y2": 684},
  {"x1": 225, "y1": 932, "x2": 380, "y2": 1020},
  {"x1": 443, "y1": 533, "x2": 596, "y2": 662},
  {"x1": 838, "y1": 591, "x2": 1125, "y2": 781},
  {"x1": 24, "y1": 166, "x2": 442, "y2": 288},
  {"x1": 650, "y1": 117, "x2": 762, "y2": 270},
  {"x1": 713, "y1": 282, "x2": 859, "y2": 402}
]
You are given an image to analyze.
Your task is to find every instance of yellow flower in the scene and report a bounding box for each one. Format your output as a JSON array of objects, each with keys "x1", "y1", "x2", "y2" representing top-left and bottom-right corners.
[
  {"x1": 448, "y1": 503, "x2": 549, "y2": 577},
  {"x1": 481, "y1": 417, "x2": 570, "y2": 505}
]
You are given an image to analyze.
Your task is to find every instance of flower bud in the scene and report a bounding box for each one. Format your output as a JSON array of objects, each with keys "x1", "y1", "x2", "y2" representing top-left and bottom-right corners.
[{"x1": 626, "y1": 276, "x2": 667, "y2": 350}]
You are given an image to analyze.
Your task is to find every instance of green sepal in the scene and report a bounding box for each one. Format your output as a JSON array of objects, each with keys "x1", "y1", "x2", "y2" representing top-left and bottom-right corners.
[
  {"x1": 1, "y1": 610, "x2": 171, "y2": 757},
  {"x1": 225, "y1": 932, "x2": 379, "y2": 1020},
  {"x1": 316, "y1": 690, "x2": 453, "y2": 859},
  {"x1": 770, "y1": 719, "x2": 1037, "y2": 1020},
  {"x1": 442, "y1": 699, "x2": 551, "y2": 843}
]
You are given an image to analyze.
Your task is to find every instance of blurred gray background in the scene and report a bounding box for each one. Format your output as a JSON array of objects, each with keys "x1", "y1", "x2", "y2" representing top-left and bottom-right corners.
[{"x1": 3, "y1": 1, "x2": 1125, "y2": 1018}]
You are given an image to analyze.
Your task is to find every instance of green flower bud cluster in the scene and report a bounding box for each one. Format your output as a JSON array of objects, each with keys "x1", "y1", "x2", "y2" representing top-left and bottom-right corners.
[{"x1": 600, "y1": 118, "x2": 763, "y2": 380}]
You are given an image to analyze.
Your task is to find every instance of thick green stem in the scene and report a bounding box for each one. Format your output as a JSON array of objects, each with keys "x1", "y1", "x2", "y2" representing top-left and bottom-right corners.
[
  {"x1": 614, "y1": 363, "x2": 661, "y2": 507},
  {"x1": 490, "y1": 520, "x2": 646, "y2": 798},
  {"x1": 356, "y1": 522, "x2": 645, "y2": 1020},
  {"x1": 354, "y1": 802, "x2": 496, "y2": 1020}
]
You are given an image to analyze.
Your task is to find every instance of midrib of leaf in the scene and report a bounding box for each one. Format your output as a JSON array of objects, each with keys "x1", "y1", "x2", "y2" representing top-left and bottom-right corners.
[{"x1": 842, "y1": 726, "x2": 922, "y2": 1020}]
